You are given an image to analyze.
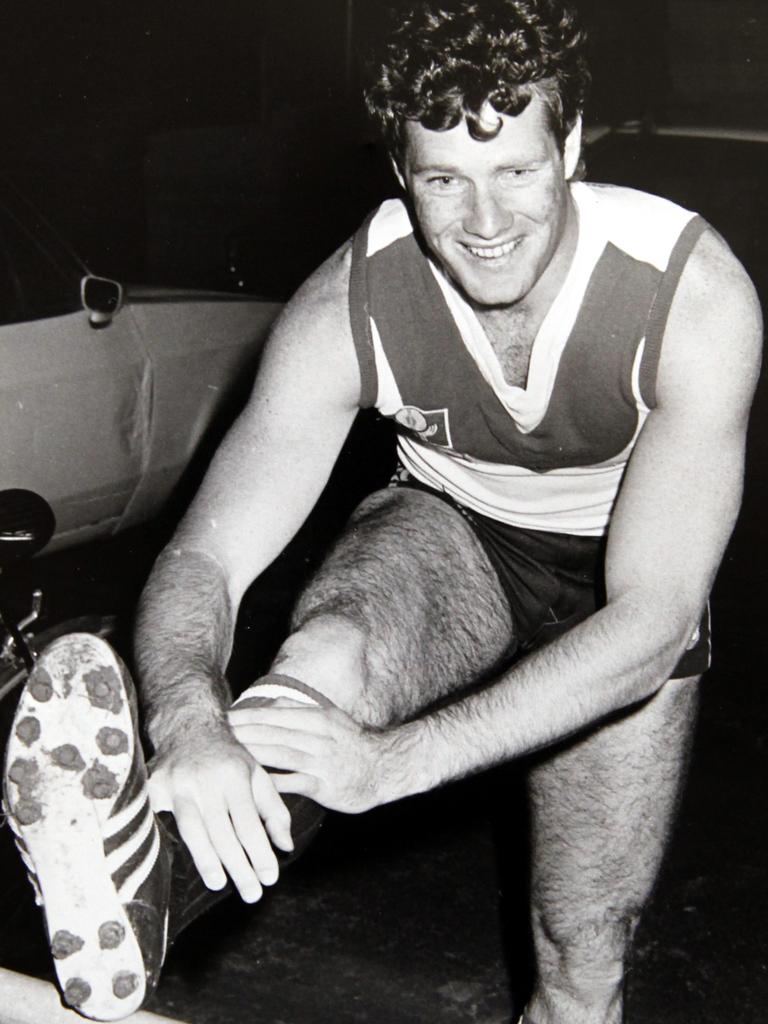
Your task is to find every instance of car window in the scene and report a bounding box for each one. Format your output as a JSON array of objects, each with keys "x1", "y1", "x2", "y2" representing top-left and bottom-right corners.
[{"x1": 0, "y1": 201, "x2": 81, "y2": 326}]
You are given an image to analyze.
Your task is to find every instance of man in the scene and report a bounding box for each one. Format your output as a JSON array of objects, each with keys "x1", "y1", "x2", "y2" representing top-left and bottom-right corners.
[{"x1": 3, "y1": 2, "x2": 761, "y2": 1022}]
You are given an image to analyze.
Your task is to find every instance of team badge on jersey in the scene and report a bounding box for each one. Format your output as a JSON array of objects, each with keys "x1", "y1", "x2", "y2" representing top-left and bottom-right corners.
[{"x1": 393, "y1": 406, "x2": 452, "y2": 447}]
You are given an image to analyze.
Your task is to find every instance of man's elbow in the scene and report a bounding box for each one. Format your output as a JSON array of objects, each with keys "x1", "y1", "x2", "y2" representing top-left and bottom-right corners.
[{"x1": 611, "y1": 589, "x2": 707, "y2": 688}]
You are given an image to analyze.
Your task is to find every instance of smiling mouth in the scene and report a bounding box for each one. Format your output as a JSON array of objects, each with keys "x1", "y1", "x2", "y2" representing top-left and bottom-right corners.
[{"x1": 462, "y1": 238, "x2": 521, "y2": 260}]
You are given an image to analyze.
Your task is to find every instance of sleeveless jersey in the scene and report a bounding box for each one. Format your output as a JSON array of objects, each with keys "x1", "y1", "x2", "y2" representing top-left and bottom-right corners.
[{"x1": 348, "y1": 182, "x2": 708, "y2": 536}]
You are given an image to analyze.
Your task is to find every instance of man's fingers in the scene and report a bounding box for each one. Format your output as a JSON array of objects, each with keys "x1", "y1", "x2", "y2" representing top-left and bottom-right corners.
[
  {"x1": 230, "y1": 720, "x2": 321, "y2": 746},
  {"x1": 227, "y1": 705, "x2": 329, "y2": 733},
  {"x1": 227, "y1": 787, "x2": 280, "y2": 888},
  {"x1": 250, "y1": 768, "x2": 295, "y2": 853},
  {"x1": 173, "y1": 796, "x2": 228, "y2": 892},
  {"x1": 229, "y1": 719, "x2": 327, "y2": 760},
  {"x1": 231, "y1": 736, "x2": 314, "y2": 773},
  {"x1": 150, "y1": 732, "x2": 306, "y2": 901},
  {"x1": 203, "y1": 798, "x2": 264, "y2": 903},
  {"x1": 271, "y1": 771, "x2": 322, "y2": 802}
]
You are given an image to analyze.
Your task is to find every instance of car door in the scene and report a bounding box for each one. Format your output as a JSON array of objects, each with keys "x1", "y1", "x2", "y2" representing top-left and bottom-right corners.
[{"x1": 0, "y1": 188, "x2": 150, "y2": 548}]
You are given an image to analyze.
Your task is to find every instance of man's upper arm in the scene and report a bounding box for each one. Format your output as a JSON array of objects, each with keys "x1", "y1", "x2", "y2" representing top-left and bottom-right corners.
[
  {"x1": 172, "y1": 239, "x2": 363, "y2": 603},
  {"x1": 605, "y1": 227, "x2": 762, "y2": 649}
]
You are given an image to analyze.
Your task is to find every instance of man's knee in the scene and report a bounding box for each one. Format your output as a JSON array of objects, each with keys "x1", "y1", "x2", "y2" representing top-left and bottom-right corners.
[
  {"x1": 348, "y1": 483, "x2": 416, "y2": 522},
  {"x1": 271, "y1": 617, "x2": 390, "y2": 728},
  {"x1": 278, "y1": 483, "x2": 512, "y2": 724}
]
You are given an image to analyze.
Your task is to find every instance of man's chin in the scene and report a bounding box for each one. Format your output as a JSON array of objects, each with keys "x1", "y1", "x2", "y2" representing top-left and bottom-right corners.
[
  {"x1": 440, "y1": 259, "x2": 525, "y2": 307},
  {"x1": 436, "y1": 254, "x2": 531, "y2": 309},
  {"x1": 458, "y1": 276, "x2": 528, "y2": 310}
]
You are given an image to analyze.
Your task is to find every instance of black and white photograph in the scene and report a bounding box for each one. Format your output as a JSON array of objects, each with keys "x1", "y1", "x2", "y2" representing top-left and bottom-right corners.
[{"x1": 0, "y1": 2, "x2": 765, "y2": 1022}]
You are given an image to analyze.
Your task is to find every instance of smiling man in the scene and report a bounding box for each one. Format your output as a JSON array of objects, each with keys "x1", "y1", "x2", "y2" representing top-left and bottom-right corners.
[
  {"x1": 4, "y1": 2, "x2": 762, "y2": 1022},
  {"x1": 399, "y1": 102, "x2": 580, "y2": 312}
]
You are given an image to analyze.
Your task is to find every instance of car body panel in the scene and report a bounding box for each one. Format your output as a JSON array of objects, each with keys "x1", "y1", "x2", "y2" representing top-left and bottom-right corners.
[
  {"x1": 0, "y1": 170, "x2": 284, "y2": 552},
  {"x1": 0, "y1": 305, "x2": 149, "y2": 545},
  {"x1": 0, "y1": 264, "x2": 281, "y2": 551},
  {"x1": 117, "y1": 294, "x2": 281, "y2": 535}
]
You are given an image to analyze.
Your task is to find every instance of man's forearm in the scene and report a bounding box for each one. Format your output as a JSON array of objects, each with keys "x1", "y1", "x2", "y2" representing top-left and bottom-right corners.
[
  {"x1": 134, "y1": 546, "x2": 236, "y2": 753},
  {"x1": 386, "y1": 597, "x2": 694, "y2": 801}
]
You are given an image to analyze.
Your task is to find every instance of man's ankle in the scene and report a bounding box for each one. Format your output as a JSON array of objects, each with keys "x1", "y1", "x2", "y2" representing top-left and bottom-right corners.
[
  {"x1": 232, "y1": 672, "x2": 335, "y2": 710},
  {"x1": 230, "y1": 672, "x2": 330, "y2": 866},
  {"x1": 526, "y1": 974, "x2": 624, "y2": 1024}
]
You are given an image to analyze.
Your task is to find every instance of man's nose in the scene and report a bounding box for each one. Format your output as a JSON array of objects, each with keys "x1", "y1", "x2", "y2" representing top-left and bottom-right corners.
[{"x1": 462, "y1": 185, "x2": 510, "y2": 239}]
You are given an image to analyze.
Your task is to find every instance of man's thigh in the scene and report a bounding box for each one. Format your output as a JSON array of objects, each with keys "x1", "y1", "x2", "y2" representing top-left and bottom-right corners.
[{"x1": 291, "y1": 486, "x2": 514, "y2": 724}]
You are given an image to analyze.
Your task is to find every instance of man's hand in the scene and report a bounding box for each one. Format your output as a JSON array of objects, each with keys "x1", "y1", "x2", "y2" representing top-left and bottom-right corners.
[
  {"x1": 147, "y1": 726, "x2": 294, "y2": 902},
  {"x1": 226, "y1": 703, "x2": 395, "y2": 814}
]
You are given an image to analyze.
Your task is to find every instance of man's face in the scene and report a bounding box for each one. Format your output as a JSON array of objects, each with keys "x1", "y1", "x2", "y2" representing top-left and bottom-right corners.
[{"x1": 397, "y1": 95, "x2": 581, "y2": 310}]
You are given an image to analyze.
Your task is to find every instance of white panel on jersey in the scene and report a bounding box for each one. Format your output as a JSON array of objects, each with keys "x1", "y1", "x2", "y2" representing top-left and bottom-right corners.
[
  {"x1": 366, "y1": 199, "x2": 414, "y2": 257},
  {"x1": 631, "y1": 336, "x2": 652, "y2": 414},
  {"x1": 580, "y1": 182, "x2": 696, "y2": 272},
  {"x1": 398, "y1": 433, "x2": 640, "y2": 537},
  {"x1": 370, "y1": 317, "x2": 405, "y2": 414}
]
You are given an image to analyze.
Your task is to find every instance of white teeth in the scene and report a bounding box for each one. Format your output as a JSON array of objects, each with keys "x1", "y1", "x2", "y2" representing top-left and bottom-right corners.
[{"x1": 465, "y1": 239, "x2": 519, "y2": 259}]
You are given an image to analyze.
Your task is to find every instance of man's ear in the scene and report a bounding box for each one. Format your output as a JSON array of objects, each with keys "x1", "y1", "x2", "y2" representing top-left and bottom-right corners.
[
  {"x1": 563, "y1": 115, "x2": 583, "y2": 181},
  {"x1": 390, "y1": 154, "x2": 407, "y2": 191}
]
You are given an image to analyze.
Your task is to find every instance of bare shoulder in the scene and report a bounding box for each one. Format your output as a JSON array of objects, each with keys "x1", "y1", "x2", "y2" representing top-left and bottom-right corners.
[
  {"x1": 253, "y1": 236, "x2": 360, "y2": 409},
  {"x1": 658, "y1": 226, "x2": 763, "y2": 412},
  {"x1": 270, "y1": 238, "x2": 354, "y2": 357}
]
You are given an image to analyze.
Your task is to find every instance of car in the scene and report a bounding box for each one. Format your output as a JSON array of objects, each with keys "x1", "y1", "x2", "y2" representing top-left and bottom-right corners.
[{"x1": 0, "y1": 179, "x2": 282, "y2": 553}]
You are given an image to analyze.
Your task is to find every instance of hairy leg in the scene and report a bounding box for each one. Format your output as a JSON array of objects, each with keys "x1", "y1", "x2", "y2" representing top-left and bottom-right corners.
[
  {"x1": 270, "y1": 486, "x2": 514, "y2": 725},
  {"x1": 525, "y1": 675, "x2": 700, "y2": 1024}
]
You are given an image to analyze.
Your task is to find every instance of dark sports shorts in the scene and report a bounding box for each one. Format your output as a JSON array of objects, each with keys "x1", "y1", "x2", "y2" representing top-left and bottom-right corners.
[{"x1": 393, "y1": 473, "x2": 710, "y2": 680}]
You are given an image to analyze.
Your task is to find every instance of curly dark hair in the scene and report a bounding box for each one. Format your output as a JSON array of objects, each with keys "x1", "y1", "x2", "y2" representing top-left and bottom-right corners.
[{"x1": 365, "y1": 0, "x2": 590, "y2": 165}]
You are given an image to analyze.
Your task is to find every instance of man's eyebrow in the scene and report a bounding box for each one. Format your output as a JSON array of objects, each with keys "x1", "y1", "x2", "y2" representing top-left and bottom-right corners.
[
  {"x1": 410, "y1": 156, "x2": 547, "y2": 176},
  {"x1": 410, "y1": 162, "x2": 463, "y2": 175}
]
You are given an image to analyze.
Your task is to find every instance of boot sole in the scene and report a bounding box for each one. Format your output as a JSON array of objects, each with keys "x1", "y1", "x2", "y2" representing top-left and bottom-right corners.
[{"x1": 3, "y1": 634, "x2": 151, "y2": 1020}]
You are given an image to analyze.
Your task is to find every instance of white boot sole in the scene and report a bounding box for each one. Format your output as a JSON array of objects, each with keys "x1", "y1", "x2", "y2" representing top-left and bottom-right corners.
[{"x1": 3, "y1": 634, "x2": 152, "y2": 1021}]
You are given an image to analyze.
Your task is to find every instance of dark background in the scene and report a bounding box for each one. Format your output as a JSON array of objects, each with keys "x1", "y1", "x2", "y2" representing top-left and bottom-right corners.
[
  {"x1": 1, "y1": 4, "x2": 767, "y2": 1022},
  {"x1": 2, "y1": 0, "x2": 766, "y2": 296}
]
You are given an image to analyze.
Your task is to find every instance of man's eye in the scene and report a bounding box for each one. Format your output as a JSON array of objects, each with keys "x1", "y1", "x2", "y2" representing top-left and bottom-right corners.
[{"x1": 427, "y1": 175, "x2": 458, "y2": 189}]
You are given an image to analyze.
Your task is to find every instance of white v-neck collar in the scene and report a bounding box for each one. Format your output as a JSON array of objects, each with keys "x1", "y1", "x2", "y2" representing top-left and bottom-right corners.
[{"x1": 428, "y1": 183, "x2": 607, "y2": 434}]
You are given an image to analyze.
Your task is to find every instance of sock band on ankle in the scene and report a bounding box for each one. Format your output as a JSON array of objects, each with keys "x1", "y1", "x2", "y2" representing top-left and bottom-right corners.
[{"x1": 233, "y1": 672, "x2": 335, "y2": 710}]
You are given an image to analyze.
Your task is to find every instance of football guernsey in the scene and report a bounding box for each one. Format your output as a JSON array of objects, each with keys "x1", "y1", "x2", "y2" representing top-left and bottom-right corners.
[{"x1": 347, "y1": 183, "x2": 708, "y2": 536}]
